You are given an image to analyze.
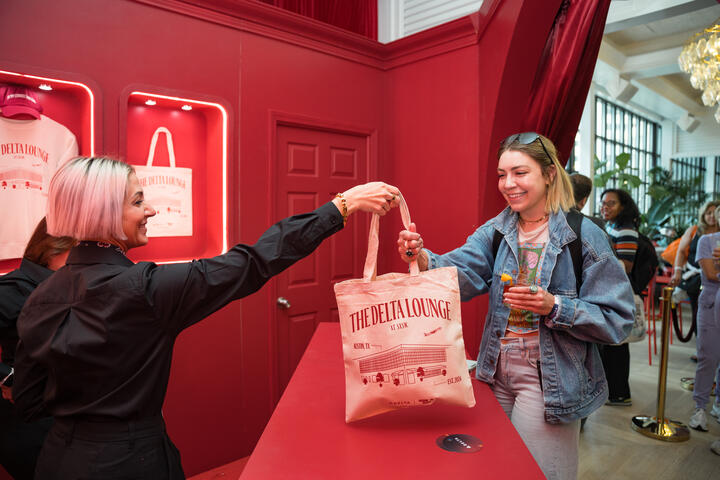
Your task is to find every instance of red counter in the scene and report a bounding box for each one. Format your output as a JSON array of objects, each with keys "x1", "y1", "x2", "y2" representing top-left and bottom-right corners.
[{"x1": 239, "y1": 323, "x2": 544, "y2": 479}]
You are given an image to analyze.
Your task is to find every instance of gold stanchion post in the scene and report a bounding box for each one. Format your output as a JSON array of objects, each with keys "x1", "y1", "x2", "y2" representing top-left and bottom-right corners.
[{"x1": 631, "y1": 286, "x2": 690, "y2": 441}]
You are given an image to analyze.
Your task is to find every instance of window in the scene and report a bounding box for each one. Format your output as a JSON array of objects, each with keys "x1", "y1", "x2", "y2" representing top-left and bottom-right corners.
[
  {"x1": 671, "y1": 156, "x2": 706, "y2": 229},
  {"x1": 594, "y1": 96, "x2": 661, "y2": 216},
  {"x1": 714, "y1": 157, "x2": 720, "y2": 196}
]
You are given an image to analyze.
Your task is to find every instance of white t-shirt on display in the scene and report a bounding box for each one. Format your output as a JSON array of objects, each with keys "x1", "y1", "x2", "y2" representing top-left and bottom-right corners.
[{"x1": 0, "y1": 115, "x2": 78, "y2": 259}]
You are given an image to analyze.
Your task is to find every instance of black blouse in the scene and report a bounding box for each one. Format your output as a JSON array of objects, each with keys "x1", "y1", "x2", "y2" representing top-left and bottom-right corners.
[
  {"x1": 13, "y1": 202, "x2": 343, "y2": 421},
  {"x1": 0, "y1": 259, "x2": 53, "y2": 366}
]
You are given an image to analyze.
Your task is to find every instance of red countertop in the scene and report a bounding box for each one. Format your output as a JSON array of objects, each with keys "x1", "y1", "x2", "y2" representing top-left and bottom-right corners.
[{"x1": 239, "y1": 323, "x2": 544, "y2": 479}]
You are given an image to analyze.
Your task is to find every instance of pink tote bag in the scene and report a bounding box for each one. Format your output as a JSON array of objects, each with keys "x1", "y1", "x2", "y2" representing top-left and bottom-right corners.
[{"x1": 334, "y1": 195, "x2": 475, "y2": 422}]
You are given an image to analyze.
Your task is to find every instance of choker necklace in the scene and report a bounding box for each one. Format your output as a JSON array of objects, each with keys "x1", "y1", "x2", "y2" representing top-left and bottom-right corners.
[{"x1": 519, "y1": 213, "x2": 548, "y2": 224}]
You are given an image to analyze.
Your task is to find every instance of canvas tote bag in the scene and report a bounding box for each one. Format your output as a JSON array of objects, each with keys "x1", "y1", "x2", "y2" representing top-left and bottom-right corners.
[
  {"x1": 334, "y1": 196, "x2": 475, "y2": 422},
  {"x1": 133, "y1": 127, "x2": 193, "y2": 237}
]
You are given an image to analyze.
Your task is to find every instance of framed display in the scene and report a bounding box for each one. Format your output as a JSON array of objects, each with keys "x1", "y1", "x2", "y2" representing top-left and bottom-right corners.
[
  {"x1": 122, "y1": 89, "x2": 229, "y2": 264},
  {"x1": 0, "y1": 67, "x2": 96, "y2": 273}
]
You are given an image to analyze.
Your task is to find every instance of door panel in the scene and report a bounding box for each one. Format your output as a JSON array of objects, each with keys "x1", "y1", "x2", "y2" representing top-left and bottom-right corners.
[{"x1": 275, "y1": 124, "x2": 369, "y2": 398}]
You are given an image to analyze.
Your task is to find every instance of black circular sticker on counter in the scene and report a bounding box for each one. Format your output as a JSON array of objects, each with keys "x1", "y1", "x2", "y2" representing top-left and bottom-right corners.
[{"x1": 436, "y1": 434, "x2": 483, "y2": 453}]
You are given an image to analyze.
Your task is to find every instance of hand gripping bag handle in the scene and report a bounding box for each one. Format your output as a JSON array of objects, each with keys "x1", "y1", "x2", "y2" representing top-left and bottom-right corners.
[
  {"x1": 362, "y1": 193, "x2": 419, "y2": 281},
  {"x1": 146, "y1": 126, "x2": 176, "y2": 168}
]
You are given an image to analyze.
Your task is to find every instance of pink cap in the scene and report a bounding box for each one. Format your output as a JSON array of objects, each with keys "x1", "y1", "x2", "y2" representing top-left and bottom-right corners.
[{"x1": 0, "y1": 85, "x2": 43, "y2": 119}]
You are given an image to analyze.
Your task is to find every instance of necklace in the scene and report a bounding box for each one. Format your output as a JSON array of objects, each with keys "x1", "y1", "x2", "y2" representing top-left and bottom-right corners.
[{"x1": 519, "y1": 213, "x2": 548, "y2": 224}]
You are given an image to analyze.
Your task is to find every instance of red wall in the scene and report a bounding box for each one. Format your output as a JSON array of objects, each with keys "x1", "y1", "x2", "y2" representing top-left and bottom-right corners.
[{"x1": 0, "y1": 0, "x2": 564, "y2": 475}]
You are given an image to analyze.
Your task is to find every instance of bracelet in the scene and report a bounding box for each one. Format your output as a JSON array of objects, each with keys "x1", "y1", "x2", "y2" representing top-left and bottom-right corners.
[
  {"x1": 335, "y1": 193, "x2": 348, "y2": 227},
  {"x1": 546, "y1": 296, "x2": 560, "y2": 320}
]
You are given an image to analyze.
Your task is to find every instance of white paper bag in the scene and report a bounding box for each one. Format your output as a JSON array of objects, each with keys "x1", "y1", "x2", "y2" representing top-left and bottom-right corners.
[{"x1": 133, "y1": 127, "x2": 192, "y2": 237}]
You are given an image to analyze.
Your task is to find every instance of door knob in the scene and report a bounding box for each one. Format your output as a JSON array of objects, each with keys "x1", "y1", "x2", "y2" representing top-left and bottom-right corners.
[{"x1": 277, "y1": 297, "x2": 291, "y2": 309}]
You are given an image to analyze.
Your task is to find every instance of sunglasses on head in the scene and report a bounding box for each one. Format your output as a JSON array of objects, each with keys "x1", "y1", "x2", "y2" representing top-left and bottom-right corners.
[{"x1": 502, "y1": 132, "x2": 552, "y2": 161}]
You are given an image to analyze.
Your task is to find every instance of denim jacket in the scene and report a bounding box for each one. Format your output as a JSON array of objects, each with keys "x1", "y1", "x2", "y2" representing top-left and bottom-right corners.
[{"x1": 426, "y1": 207, "x2": 635, "y2": 423}]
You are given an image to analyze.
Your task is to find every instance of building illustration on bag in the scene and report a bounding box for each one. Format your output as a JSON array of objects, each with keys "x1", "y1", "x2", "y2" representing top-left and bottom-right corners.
[{"x1": 355, "y1": 344, "x2": 448, "y2": 387}]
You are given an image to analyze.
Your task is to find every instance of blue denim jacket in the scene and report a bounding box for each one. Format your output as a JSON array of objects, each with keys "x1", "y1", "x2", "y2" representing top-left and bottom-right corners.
[{"x1": 426, "y1": 207, "x2": 634, "y2": 423}]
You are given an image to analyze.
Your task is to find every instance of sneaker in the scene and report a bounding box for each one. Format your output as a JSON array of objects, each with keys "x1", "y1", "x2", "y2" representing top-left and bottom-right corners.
[
  {"x1": 606, "y1": 396, "x2": 632, "y2": 406},
  {"x1": 710, "y1": 403, "x2": 720, "y2": 421},
  {"x1": 689, "y1": 408, "x2": 709, "y2": 432},
  {"x1": 712, "y1": 439, "x2": 720, "y2": 456}
]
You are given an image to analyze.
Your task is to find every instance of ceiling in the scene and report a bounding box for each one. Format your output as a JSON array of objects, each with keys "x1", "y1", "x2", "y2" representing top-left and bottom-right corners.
[{"x1": 596, "y1": 0, "x2": 720, "y2": 127}]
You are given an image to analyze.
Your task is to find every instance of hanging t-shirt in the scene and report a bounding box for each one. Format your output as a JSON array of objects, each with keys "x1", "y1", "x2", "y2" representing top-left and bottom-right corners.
[
  {"x1": 506, "y1": 221, "x2": 549, "y2": 335},
  {"x1": 0, "y1": 115, "x2": 78, "y2": 259}
]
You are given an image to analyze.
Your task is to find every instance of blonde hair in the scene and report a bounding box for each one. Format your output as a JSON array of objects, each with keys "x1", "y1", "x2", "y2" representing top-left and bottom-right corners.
[
  {"x1": 47, "y1": 157, "x2": 134, "y2": 240},
  {"x1": 699, "y1": 199, "x2": 720, "y2": 233},
  {"x1": 498, "y1": 133, "x2": 575, "y2": 213}
]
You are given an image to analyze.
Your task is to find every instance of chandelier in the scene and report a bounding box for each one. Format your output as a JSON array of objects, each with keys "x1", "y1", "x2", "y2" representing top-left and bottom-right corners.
[{"x1": 678, "y1": 18, "x2": 720, "y2": 123}]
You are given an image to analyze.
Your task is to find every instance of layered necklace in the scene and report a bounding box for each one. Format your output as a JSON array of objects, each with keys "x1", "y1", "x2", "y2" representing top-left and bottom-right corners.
[{"x1": 519, "y1": 213, "x2": 548, "y2": 225}]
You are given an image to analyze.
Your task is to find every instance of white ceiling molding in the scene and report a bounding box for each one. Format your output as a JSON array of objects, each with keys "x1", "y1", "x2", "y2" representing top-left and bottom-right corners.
[{"x1": 604, "y1": 0, "x2": 717, "y2": 33}]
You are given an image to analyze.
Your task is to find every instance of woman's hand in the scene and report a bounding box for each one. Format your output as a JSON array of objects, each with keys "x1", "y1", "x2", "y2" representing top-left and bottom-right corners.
[
  {"x1": 333, "y1": 182, "x2": 400, "y2": 217},
  {"x1": 503, "y1": 285, "x2": 555, "y2": 316},
  {"x1": 397, "y1": 223, "x2": 428, "y2": 270},
  {"x1": 668, "y1": 267, "x2": 683, "y2": 288}
]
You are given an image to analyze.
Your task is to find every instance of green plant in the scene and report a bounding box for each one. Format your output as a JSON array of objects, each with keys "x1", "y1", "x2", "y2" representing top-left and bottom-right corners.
[
  {"x1": 593, "y1": 153, "x2": 643, "y2": 190},
  {"x1": 593, "y1": 153, "x2": 707, "y2": 241},
  {"x1": 646, "y1": 166, "x2": 707, "y2": 235}
]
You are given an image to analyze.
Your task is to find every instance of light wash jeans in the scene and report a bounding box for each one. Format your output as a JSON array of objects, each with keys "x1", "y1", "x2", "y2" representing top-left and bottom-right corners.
[
  {"x1": 491, "y1": 336, "x2": 580, "y2": 480},
  {"x1": 694, "y1": 293, "x2": 720, "y2": 409}
]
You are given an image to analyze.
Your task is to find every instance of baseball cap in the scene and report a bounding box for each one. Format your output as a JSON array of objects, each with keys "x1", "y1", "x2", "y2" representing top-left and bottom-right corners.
[{"x1": 0, "y1": 84, "x2": 43, "y2": 119}]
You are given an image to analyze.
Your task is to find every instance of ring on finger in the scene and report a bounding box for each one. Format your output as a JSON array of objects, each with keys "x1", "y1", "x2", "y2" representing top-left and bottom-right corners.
[{"x1": 529, "y1": 285, "x2": 538, "y2": 294}]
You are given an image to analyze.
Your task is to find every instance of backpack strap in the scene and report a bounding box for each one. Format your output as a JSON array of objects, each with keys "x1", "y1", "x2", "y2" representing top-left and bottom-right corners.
[
  {"x1": 566, "y1": 209, "x2": 583, "y2": 294},
  {"x1": 492, "y1": 210, "x2": 584, "y2": 293}
]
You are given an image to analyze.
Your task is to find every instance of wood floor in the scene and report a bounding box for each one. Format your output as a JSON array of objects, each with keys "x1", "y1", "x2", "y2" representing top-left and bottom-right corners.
[{"x1": 578, "y1": 311, "x2": 719, "y2": 480}]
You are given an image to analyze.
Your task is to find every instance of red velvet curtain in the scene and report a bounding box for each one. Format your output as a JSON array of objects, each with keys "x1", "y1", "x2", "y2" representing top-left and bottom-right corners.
[
  {"x1": 521, "y1": 0, "x2": 611, "y2": 163},
  {"x1": 259, "y1": 0, "x2": 377, "y2": 39}
]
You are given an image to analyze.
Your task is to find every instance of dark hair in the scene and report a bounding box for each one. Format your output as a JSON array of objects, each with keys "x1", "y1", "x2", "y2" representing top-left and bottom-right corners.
[
  {"x1": 600, "y1": 188, "x2": 640, "y2": 228},
  {"x1": 570, "y1": 173, "x2": 593, "y2": 205},
  {"x1": 23, "y1": 217, "x2": 75, "y2": 267}
]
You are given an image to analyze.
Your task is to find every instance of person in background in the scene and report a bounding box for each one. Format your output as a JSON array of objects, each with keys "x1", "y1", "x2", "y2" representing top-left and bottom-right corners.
[
  {"x1": 569, "y1": 172, "x2": 605, "y2": 231},
  {"x1": 668, "y1": 200, "x2": 720, "y2": 333},
  {"x1": 397, "y1": 133, "x2": 633, "y2": 480},
  {"x1": 687, "y1": 206, "x2": 720, "y2": 433},
  {"x1": 0, "y1": 218, "x2": 74, "y2": 480},
  {"x1": 13, "y1": 156, "x2": 401, "y2": 479},
  {"x1": 599, "y1": 188, "x2": 640, "y2": 407}
]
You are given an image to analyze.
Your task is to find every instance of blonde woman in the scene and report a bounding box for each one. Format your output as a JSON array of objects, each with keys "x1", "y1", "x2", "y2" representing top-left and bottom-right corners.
[
  {"x1": 13, "y1": 156, "x2": 400, "y2": 479},
  {"x1": 397, "y1": 133, "x2": 634, "y2": 480}
]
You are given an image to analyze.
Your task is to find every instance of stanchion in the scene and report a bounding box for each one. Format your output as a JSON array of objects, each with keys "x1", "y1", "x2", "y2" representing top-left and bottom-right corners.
[{"x1": 631, "y1": 286, "x2": 690, "y2": 441}]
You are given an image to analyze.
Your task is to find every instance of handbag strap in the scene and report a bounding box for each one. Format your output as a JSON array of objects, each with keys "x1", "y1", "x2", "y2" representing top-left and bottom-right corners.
[
  {"x1": 362, "y1": 193, "x2": 419, "y2": 281},
  {"x1": 146, "y1": 127, "x2": 176, "y2": 168}
]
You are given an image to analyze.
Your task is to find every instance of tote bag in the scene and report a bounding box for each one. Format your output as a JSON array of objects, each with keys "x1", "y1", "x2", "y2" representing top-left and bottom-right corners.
[
  {"x1": 133, "y1": 127, "x2": 193, "y2": 237},
  {"x1": 333, "y1": 196, "x2": 475, "y2": 422}
]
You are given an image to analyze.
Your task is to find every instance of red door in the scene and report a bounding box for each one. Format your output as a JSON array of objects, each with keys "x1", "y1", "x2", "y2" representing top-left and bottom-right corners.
[{"x1": 273, "y1": 123, "x2": 370, "y2": 399}]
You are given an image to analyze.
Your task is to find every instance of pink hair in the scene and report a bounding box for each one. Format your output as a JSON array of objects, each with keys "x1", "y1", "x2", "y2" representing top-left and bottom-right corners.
[{"x1": 47, "y1": 157, "x2": 134, "y2": 241}]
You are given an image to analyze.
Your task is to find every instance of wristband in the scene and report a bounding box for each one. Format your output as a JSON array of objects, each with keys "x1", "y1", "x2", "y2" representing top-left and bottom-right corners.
[{"x1": 546, "y1": 296, "x2": 560, "y2": 320}]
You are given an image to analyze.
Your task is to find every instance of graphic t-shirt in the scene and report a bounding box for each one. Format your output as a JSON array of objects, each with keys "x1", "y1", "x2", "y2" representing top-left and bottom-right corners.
[
  {"x1": 0, "y1": 115, "x2": 78, "y2": 259},
  {"x1": 506, "y1": 221, "x2": 549, "y2": 334}
]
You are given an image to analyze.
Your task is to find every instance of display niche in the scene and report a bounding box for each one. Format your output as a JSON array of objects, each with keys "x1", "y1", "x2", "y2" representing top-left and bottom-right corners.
[
  {"x1": 0, "y1": 68, "x2": 96, "y2": 274},
  {"x1": 123, "y1": 90, "x2": 229, "y2": 264}
]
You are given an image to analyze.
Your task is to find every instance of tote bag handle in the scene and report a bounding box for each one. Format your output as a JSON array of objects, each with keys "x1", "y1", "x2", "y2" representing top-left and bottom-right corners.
[
  {"x1": 362, "y1": 193, "x2": 419, "y2": 281},
  {"x1": 146, "y1": 126, "x2": 176, "y2": 168}
]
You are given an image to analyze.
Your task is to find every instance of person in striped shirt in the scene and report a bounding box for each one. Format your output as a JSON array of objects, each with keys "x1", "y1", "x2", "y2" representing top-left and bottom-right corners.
[{"x1": 599, "y1": 188, "x2": 640, "y2": 406}]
